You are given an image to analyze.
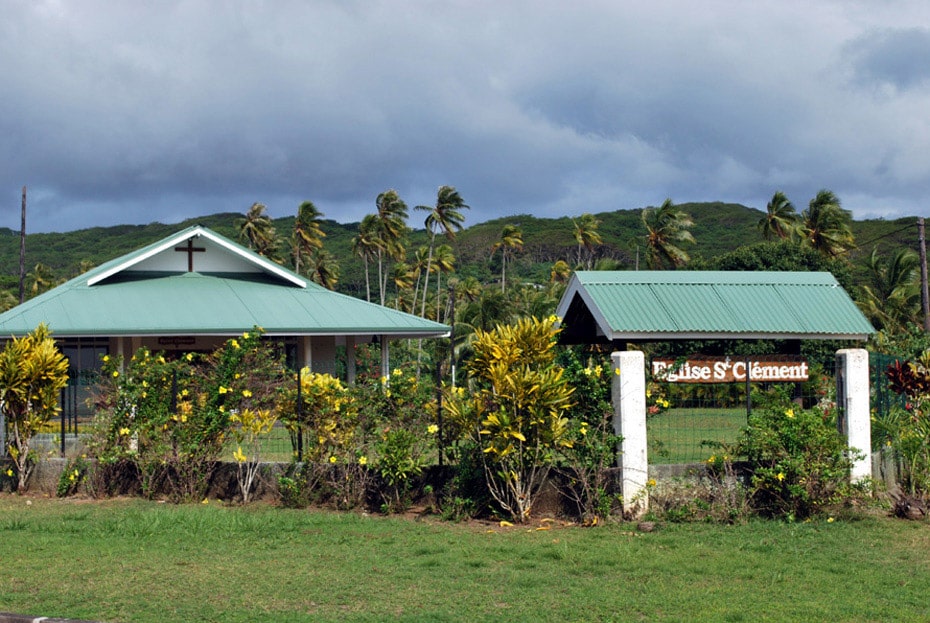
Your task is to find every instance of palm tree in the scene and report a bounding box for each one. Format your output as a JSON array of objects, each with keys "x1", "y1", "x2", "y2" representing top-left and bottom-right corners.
[
  {"x1": 389, "y1": 262, "x2": 415, "y2": 311},
  {"x1": 415, "y1": 186, "x2": 469, "y2": 318},
  {"x1": 374, "y1": 190, "x2": 409, "y2": 306},
  {"x1": 641, "y1": 199, "x2": 695, "y2": 269},
  {"x1": 550, "y1": 260, "x2": 572, "y2": 285},
  {"x1": 238, "y1": 202, "x2": 278, "y2": 259},
  {"x1": 432, "y1": 244, "x2": 456, "y2": 322},
  {"x1": 352, "y1": 214, "x2": 382, "y2": 302},
  {"x1": 491, "y1": 224, "x2": 523, "y2": 292},
  {"x1": 800, "y1": 190, "x2": 855, "y2": 257},
  {"x1": 293, "y1": 200, "x2": 326, "y2": 275},
  {"x1": 572, "y1": 213, "x2": 602, "y2": 269},
  {"x1": 857, "y1": 247, "x2": 920, "y2": 332},
  {"x1": 758, "y1": 191, "x2": 799, "y2": 241},
  {"x1": 307, "y1": 249, "x2": 339, "y2": 291},
  {"x1": 0, "y1": 289, "x2": 18, "y2": 312},
  {"x1": 27, "y1": 263, "x2": 57, "y2": 297}
]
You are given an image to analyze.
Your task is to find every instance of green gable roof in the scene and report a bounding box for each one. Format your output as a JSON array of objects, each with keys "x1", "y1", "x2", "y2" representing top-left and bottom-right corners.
[
  {"x1": 0, "y1": 226, "x2": 450, "y2": 339},
  {"x1": 556, "y1": 271, "x2": 875, "y2": 343}
]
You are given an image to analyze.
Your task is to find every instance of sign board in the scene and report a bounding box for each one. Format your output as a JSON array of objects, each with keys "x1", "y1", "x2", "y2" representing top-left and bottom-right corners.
[
  {"x1": 157, "y1": 336, "x2": 197, "y2": 347},
  {"x1": 651, "y1": 357, "x2": 809, "y2": 383}
]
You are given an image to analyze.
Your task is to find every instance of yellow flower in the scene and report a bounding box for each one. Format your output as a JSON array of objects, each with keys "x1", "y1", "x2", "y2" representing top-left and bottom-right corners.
[
  {"x1": 647, "y1": 478, "x2": 657, "y2": 487},
  {"x1": 827, "y1": 517, "x2": 835, "y2": 523},
  {"x1": 112, "y1": 370, "x2": 119, "y2": 378},
  {"x1": 785, "y1": 408, "x2": 794, "y2": 419},
  {"x1": 427, "y1": 424, "x2": 439, "y2": 434},
  {"x1": 614, "y1": 367, "x2": 621, "y2": 376},
  {"x1": 776, "y1": 472, "x2": 785, "y2": 482},
  {"x1": 218, "y1": 386, "x2": 229, "y2": 394},
  {"x1": 180, "y1": 414, "x2": 187, "y2": 423},
  {"x1": 219, "y1": 405, "x2": 225, "y2": 412},
  {"x1": 359, "y1": 456, "x2": 368, "y2": 465},
  {"x1": 185, "y1": 353, "x2": 193, "y2": 361},
  {"x1": 393, "y1": 368, "x2": 402, "y2": 376},
  {"x1": 6, "y1": 468, "x2": 13, "y2": 477},
  {"x1": 181, "y1": 389, "x2": 189, "y2": 397},
  {"x1": 119, "y1": 427, "x2": 131, "y2": 436},
  {"x1": 242, "y1": 332, "x2": 250, "y2": 339},
  {"x1": 329, "y1": 455, "x2": 338, "y2": 464},
  {"x1": 201, "y1": 498, "x2": 209, "y2": 504},
  {"x1": 230, "y1": 339, "x2": 240, "y2": 349},
  {"x1": 233, "y1": 446, "x2": 247, "y2": 463},
  {"x1": 242, "y1": 389, "x2": 253, "y2": 398},
  {"x1": 102, "y1": 355, "x2": 110, "y2": 363}
]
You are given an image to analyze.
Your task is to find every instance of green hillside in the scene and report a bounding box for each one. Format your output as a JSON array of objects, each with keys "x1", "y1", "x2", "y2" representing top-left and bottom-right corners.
[{"x1": 0, "y1": 203, "x2": 921, "y2": 300}]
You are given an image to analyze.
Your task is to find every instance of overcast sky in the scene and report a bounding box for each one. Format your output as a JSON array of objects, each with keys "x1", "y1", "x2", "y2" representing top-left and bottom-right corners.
[{"x1": 2, "y1": 0, "x2": 929, "y2": 233}]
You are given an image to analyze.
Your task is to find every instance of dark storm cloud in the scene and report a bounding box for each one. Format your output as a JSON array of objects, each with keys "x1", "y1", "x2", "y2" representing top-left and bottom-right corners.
[{"x1": 1, "y1": 1, "x2": 929, "y2": 233}]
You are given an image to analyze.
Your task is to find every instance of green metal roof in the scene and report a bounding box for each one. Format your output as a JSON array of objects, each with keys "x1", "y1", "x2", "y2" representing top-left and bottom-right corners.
[
  {"x1": 0, "y1": 226, "x2": 450, "y2": 339},
  {"x1": 556, "y1": 271, "x2": 875, "y2": 343}
]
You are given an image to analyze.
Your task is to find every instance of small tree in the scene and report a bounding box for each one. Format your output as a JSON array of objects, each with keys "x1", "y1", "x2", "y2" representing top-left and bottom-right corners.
[
  {"x1": 448, "y1": 316, "x2": 574, "y2": 522},
  {"x1": 0, "y1": 324, "x2": 69, "y2": 491}
]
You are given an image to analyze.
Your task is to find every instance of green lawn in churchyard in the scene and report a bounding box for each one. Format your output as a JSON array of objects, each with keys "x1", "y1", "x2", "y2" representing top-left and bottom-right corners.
[
  {"x1": 647, "y1": 407, "x2": 747, "y2": 464},
  {"x1": 1, "y1": 496, "x2": 928, "y2": 622}
]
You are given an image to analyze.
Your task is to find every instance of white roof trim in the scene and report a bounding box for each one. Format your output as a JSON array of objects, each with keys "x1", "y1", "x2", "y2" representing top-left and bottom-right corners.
[{"x1": 87, "y1": 226, "x2": 306, "y2": 288}]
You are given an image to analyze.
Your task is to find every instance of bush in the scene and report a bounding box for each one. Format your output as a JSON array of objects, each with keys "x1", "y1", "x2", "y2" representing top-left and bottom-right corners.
[{"x1": 737, "y1": 390, "x2": 857, "y2": 519}]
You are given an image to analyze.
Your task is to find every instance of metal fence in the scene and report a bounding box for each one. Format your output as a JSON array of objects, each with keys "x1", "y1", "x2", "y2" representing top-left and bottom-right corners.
[{"x1": 648, "y1": 362, "x2": 830, "y2": 465}]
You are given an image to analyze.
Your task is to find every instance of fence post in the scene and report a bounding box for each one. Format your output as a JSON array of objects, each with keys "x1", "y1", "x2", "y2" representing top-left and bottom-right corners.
[
  {"x1": 611, "y1": 350, "x2": 648, "y2": 519},
  {"x1": 296, "y1": 369, "x2": 303, "y2": 463},
  {"x1": 836, "y1": 348, "x2": 871, "y2": 483},
  {"x1": 60, "y1": 387, "x2": 66, "y2": 457}
]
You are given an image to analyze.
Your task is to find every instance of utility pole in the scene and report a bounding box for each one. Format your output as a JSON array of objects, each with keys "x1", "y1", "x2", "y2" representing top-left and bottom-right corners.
[
  {"x1": 18, "y1": 186, "x2": 26, "y2": 304},
  {"x1": 919, "y1": 217, "x2": 930, "y2": 332}
]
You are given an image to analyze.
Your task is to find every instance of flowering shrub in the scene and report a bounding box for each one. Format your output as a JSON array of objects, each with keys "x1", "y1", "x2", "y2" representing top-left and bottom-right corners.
[
  {"x1": 229, "y1": 408, "x2": 278, "y2": 503},
  {"x1": 736, "y1": 389, "x2": 856, "y2": 519},
  {"x1": 555, "y1": 349, "x2": 621, "y2": 523},
  {"x1": 91, "y1": 328, "x2": 287, "y2": 502}
]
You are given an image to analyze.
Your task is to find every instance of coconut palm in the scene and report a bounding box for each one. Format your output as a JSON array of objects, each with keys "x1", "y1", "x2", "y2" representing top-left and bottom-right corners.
[
  {"x1": 550, "y1": 260, "x2": 572, "y2": 285},
  {"x1": 237, "y1": 202, "x2": 278, "y2": 258},
  {"x1": 293, "y1": 200, "x2": 326, "y2": 275},
  {"x1": 857, "y1": 247, "x2": 920, "y2": 332},
  {"x1": 352, "y1": 214, "x2": 382, "y2": 302},
  {"x1": 572, "y1": 213, "x2": 603, "y2": 269},
  {"x1": 432, "y1": 244, "x2": 456, "y2": 322},
  {"x1": 0, "y1": 290, "x2": 18, "y2": 312},
  {"x1": 415, "y1": 186, "x2": 469, "y2": 318},
  {"x1": 307, "y1": 249, "x2": 339, "y2": 291},
  {"x1": 389, "y1": 261, "x2": 416, "y2": 311},
  {"x1": 491, "y1": 224, "x2": 523, "y2": 292},
  {"x1": 800, "y1": 190, "x2": 855, "y2": 257},
  {"x1": 758, "y1": 191, "x2": 800, "y2": 241},
  {"x1": 641, "y1": 199, "x2": 695, "y2": 269},
  {"x1": 373, "y1": 190, "x2": 409, "y2": 305},
  {"x1": 27, "y1": 263, "x2": 57, "y2": 297}
]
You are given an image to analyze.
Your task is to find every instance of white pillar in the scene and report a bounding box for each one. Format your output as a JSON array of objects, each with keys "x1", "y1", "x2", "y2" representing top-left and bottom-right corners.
[
  {"x1": 836, "y1": 348, "x2": 871, "y2": 483},
  {"x1": 380, "y1": 337, "x2": 390, "y2": 380},
  {"x1": 611, "y1": 350, "x2": 648, "y2": 519},
  {"x1": 346, "y1": 336, "x2": 357, "y2": 385}
]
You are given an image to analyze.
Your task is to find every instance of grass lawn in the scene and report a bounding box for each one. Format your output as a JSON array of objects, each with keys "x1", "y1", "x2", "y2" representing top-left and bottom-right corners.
[
  {"x1": 648, "y1": 407, "x2": 747, "y2": 464},
  {"x1": 1, "y1": 496, "x2": 929, "y2": 622}
]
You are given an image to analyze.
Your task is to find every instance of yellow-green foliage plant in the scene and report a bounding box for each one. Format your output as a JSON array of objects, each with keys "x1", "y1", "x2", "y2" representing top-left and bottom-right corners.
[
  {"x1": 0, "y1": 324, "x2": 69, "y2": 491},
  {"x1": 448, "y1": 316, "x2": 574, "y2": 523},
  {"x1": 230, "y1": 407, "x2": 278, "y2": 504}
]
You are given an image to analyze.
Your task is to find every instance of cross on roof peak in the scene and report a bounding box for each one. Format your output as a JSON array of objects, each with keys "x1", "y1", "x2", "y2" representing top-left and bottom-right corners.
[{"x1": 175, "y1": 238, "x2": 206, "y2": 272}]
